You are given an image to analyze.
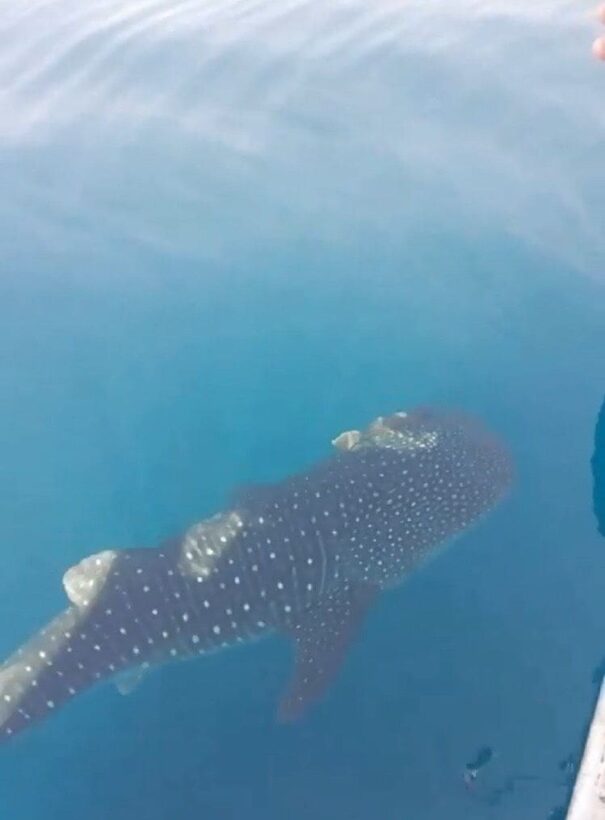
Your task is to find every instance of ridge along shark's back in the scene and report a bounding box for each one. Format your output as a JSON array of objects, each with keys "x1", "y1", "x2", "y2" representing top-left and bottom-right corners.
[{"x1": 0, "y1": 406, "x2": 513, "y2": 742}]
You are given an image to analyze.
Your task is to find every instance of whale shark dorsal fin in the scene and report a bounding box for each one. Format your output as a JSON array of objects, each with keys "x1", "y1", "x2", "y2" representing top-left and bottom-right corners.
[{"x1": 277, "y1": 581, "x2": 378, "y2": 722}]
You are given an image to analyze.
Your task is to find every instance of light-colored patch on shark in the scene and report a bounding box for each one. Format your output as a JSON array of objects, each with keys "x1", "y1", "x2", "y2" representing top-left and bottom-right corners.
[
  {"x1": 63, "y1": 549, "x2": 119, "y2": 609},
  {"x1": 114, "y1": 665, "x2": 150, "y2": 695},
  {"x1": 359, "y1": 413, "x2": 439, "y2": 453},
  {"x1": 332, "y1": 429, "x2": 361, "y2": 451},
  {"x1": 332, "y1": 413, "x2": 439, "y2": 453},
  {"x1": 178, "y1": 511, "x2": 245, "y2": 579}
]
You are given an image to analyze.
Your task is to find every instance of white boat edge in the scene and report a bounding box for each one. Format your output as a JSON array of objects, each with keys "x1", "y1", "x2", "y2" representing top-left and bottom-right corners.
[{"x1": 566, "y1": 678, "x2": 605, "y2": 819}]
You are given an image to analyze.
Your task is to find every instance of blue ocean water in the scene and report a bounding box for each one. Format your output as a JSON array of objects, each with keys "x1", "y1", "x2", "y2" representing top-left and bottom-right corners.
[{"x1": 1, "y1": 2, "x2": 604, "y2": 818}]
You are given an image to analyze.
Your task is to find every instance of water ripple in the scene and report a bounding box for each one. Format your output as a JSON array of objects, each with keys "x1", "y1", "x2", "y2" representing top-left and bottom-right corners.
[{"x1": 0, "y1": 0, "x2": 602, "y2": 275}]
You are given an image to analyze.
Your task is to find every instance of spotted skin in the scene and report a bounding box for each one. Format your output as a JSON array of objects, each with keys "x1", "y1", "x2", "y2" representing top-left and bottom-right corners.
[{"x1": 0, "y1": 407, "x2": 513, "y2": 741}]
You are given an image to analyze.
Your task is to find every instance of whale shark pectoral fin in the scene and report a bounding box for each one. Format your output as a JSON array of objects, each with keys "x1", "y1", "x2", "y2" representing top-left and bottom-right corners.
[{"x1": 277, "y1": 582, "x2": 379, "y2": 723}]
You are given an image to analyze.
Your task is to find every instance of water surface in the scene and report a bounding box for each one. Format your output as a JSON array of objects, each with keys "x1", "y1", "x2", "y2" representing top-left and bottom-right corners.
[{"x1": 1, "y1": 2, "x2": 604, "y2": 818}]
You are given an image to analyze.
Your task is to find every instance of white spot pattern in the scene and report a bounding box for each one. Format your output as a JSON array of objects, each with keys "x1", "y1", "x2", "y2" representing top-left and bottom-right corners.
[{"x1": 0, "y1": 407, "x2": 511, "y2": 742}]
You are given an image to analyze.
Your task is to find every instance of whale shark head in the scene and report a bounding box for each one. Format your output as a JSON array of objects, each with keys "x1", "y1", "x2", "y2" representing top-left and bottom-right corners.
[{"x1": 332, "y1": 406, "x2": 513, "y2": 586}]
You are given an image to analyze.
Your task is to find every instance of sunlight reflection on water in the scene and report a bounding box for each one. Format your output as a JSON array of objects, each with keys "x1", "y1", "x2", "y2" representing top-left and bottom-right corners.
[{"x1": 0, "y1": 0, "x2": 603, "y2": 274}]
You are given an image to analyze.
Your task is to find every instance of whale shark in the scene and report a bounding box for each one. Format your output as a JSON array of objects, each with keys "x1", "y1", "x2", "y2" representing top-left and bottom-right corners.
[{"x1": 0, "y1": 406, "x2": 513, "y2": 742}]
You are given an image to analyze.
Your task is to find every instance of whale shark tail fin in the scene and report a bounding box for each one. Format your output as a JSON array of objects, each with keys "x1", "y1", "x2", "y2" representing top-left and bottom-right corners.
[
  {"x1": 0, "y1": 606, "x2": 91, "y2": 742},
  {"x1": 0, "y1": 549, "x2": 129, "y2": 744}
]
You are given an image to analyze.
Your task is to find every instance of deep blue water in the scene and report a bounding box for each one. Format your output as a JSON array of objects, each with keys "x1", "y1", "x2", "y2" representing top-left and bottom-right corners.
[{"x1": 1, "y1": 2, "x2": 605, "y2": 818}]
